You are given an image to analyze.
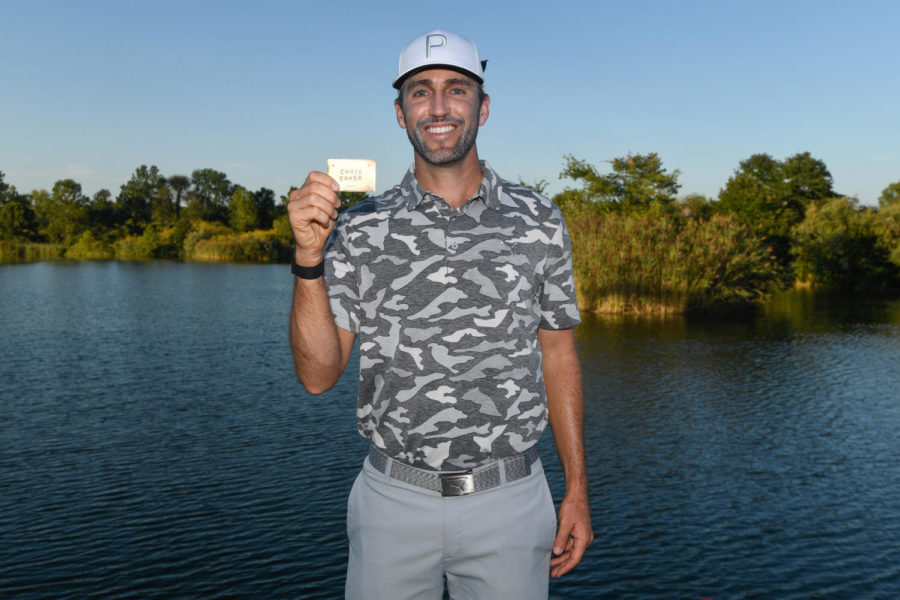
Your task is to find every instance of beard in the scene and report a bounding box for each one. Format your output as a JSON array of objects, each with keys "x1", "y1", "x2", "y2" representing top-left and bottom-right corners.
[{"x1": 406, "y1": 115, "x2": 479, "y2": 166}]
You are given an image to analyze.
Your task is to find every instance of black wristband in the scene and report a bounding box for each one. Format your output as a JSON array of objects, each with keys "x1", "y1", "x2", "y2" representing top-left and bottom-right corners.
[{"x1": 291, "y1": 255, "x2": 325, "y2": 279}]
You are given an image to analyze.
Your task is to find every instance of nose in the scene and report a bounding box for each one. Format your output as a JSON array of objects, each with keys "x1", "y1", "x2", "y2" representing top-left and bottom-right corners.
[{"x1": 429, "y1": 92, "x2": 449, "y2": 117}]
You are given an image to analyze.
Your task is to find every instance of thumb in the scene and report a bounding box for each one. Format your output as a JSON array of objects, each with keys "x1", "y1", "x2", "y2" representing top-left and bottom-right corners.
[{"x1": 552, "y1": 523, "x2": 571, "y2": 556}]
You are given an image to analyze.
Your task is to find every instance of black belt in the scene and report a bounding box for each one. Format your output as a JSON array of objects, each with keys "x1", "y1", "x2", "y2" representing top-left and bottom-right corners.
[{"x1": 367, "y1": 445, "x2": 540, "y2": 497}]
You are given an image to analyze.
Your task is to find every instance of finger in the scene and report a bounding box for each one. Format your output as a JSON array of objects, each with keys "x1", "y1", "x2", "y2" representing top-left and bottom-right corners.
[
  {"x1": 289, "y1": 189, "x2": 341, "y2": 222},
  {"x1": 293, "y1": 203, "x2": 337, "y2": 230},
  {"x1": 299, "y1": 195, "x2": 340, "y2": 221},
  {"x1": 549, "y1": 529, "x2": 591, "y2": 577},
  {"x1": 290, "y1": 184, "x2": 341, "y2": 214},
  {"x1": 552, "y1": 522, "x2": 573, "y2": 558},
  {"x1": 304, "y1": 170, "x2": 340, "y2": 191}
]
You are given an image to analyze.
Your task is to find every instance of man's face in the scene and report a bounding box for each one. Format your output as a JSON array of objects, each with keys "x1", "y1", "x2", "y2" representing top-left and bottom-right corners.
[{"x1": 395, "y1": 68, "x2": 490, "y2": 166}]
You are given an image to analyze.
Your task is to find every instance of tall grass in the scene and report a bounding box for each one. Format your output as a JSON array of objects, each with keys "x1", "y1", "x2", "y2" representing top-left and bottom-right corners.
[
  {"x1": 561, "y1": 201, "x2": 777, "y2": 314},
  {"x1": 189, "y1": 229, "x2": 291, "y2": 263},
  {"x1": 0, "y1": 241, "x2": 66, "y2": 262}
]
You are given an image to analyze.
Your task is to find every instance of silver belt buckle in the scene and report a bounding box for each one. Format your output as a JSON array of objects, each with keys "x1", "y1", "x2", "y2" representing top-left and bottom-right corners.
[{"x1": 440, "y1": 472, "x2": 475, "y2": 496}]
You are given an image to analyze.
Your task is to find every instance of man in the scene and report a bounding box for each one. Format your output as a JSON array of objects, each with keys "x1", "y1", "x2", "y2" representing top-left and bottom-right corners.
[{"x1": 288, "y1": 29, "x2": 592, "y2": 599}]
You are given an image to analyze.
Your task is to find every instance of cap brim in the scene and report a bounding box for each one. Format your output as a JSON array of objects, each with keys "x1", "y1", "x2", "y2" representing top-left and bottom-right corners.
[{"x1": 393, "y1": 64, "x2": 484, "y2": 89}]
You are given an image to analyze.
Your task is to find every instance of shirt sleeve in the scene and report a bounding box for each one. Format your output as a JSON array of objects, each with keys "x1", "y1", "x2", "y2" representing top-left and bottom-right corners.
[
  {"x1": 538, "y1": 206, "x2": 582, "y2": 330},
  {"x1": 323, "y1": 214, "x2": 361, "y2": 333}
]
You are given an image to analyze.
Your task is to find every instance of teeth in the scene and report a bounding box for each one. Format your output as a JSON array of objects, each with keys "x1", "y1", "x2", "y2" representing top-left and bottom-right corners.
[{"x1": 426, "y1": 125, "x2": 454, "y2": 134}]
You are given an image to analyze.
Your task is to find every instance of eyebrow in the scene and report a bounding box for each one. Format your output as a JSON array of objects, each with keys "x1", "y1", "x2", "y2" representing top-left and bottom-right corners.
[{"x1": 406, "y1": 76, "x2": 477, "y2": 92}]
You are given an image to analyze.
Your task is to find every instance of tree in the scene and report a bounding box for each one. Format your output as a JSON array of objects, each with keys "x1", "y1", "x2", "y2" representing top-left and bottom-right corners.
[
  {"x1": 151, "y1": 185, "x2": 176, "y2": 225},
  {"x1": 229, "y1": 186, "x2": 258, "y2": 232},
  {"x1": 167, "y1": 174, "x2": 191, "y2": 217},
  {"x1": 87, "y1": 189, "x2": 119, "y2": 237},
  {"x1": 716, "y1": 152, "x2": 835, "y2": 278},
  {"x1": 117, "y1": 165, "x2": 167, "y2": 232},
  {"x1": 338, "y1": 191, "x2": 368, "y2": 213},
  {"x1": 793, "y1": 197, "x2": 898, "y2": 291},
  {"x1": 559, "y1": 153, "x2": 680, "y2": 211},
  {"x1": 254, "y1": 187, "x2": 276, "y2": 229},
  {"x1": 517, "y1": 178, "x2": 550, "y2": 194},
  {"x1": 188, "y1": 168, "x2": 231, "y2": 223},
  {"x1": 33, "y1": 179, "x2": 90, "y2": 244},
  {"x1": 878, "y1": 180, "x2": 900, "y2": 208},
  {"x1": 679, "y1": 193, "x2": 714, "y2": 221},
  {"x1": 0, "y1": 171, "x2": 38, "y2": 240},
  {"x1": 781, "y1": 152, "x2": 834, "y2": 204},
  {"x1": 874, "y1": 189, "x2": 900, "y2": 269}
]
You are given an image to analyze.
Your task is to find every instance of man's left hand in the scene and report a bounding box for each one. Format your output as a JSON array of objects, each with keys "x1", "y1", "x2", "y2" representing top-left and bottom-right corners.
[{"x1": 550, "y1": 491, "x2": 594, "y2": 578}]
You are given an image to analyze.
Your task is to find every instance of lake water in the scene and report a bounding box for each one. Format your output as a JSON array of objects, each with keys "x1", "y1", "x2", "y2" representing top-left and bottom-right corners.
[{"x1": 1, "y1": 261, "x2": 898, "y2": 599}]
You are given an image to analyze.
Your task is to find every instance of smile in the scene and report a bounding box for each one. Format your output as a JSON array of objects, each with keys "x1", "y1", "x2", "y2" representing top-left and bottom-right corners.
[{"x1": 425, "y1": 124, "x2": 456, "y2": 134}]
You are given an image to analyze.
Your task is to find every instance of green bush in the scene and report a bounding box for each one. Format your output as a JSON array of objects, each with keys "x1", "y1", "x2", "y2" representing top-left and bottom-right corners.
[
  {"x1": 67, "y1": 231, "x2": 114, "y2": 260},
  {"x1": 114, "y1": 224, "x2": 161, "y2": 260},
  {"x1": 181, "y1": 220, "x2": 233, "y2": 258},
  {"x1": 793, "y1": 197, "x2": 899, "y2": 291}
]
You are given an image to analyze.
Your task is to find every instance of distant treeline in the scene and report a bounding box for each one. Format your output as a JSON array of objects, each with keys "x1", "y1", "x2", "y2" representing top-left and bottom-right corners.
[{"x1": 2, "y1": 151, "x2": 899, "y2": 314}]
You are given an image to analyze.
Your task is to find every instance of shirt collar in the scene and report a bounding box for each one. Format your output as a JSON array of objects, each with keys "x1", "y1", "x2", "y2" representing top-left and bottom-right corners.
[{"x1": 401, "y1": 161, "x2": 502, "y2": 212}]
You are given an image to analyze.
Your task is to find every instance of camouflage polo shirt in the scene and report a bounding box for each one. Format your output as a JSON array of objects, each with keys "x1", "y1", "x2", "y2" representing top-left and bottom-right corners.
[{"x1": 324, "y1": 161, "x2": 581, "y2": 471}]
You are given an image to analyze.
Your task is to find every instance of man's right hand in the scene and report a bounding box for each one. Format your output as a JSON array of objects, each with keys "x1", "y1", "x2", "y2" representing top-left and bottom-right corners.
[{"x1": 288, "y1": 171, "x2": 341, "y2": 265}]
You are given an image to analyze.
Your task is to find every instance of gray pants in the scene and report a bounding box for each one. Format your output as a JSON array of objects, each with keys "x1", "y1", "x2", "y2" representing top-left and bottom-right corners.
[{"x1": 345, "y1": 456, "x2": 556, "y2": 600}]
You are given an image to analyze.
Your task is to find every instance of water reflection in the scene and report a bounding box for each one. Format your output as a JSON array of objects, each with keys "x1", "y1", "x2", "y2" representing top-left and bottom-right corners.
[
  {"x1": 550, "y1": 290, "x2": 900, "y2": 598},
  {"x1": 2, "y1": 264, "x2": 898, "y2": 599}
]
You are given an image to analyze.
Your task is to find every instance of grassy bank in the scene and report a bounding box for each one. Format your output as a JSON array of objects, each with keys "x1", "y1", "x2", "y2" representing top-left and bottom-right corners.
[
  {"x1": 561, "y1": 201, "x2": 778, "y2": 314},
  {"x1": 5, "y1": 210, "x2": 778, "y2": 315},
  {"x1": 0, "y1": 241, "x2": 66, "y2": 262}
]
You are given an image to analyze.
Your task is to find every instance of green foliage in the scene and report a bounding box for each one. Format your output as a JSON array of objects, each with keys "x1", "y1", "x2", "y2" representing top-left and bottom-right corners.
[
  {"x1": 338, "y1": 191, "x2": 368, "y2": 212},
  {"x1": 118, "y1": 165, "x2": 167, "y2": 233},
  {"x1": 229, "y1": 186, "x2": 259, "y2": 232},
  {"x1": 3, "y1": 158, "x2": 899, "y2": 302},
  {"x1": 1, "y1": 178, "x2": 37, "y2": 241},
  {"x1": 0, "y1": 240, "x2": 65, "y2": 262},
  {"x1": 254, "y1": 187, "x2": 277, "y2": 229},
  {"x1": 182, "y1": 220, "x2": 233, "y2": 258},
  {"x1": 32, "y1": 180, "x2": 90, "y2": 244},
  {"x1": 716, "y1": 152, "x2": 834, "y2": 278},
  {"x1": 516, "y1": 178, "x2": 550, "y2": 195},
  {"x1": 873, "y1": 201, "x2": 900, "y2": 268},
  {"x1": 67, "y1": 230, "x2": 114, "y2": 260},
  {"x1": 114, "y1": 224, "x2": 163, "y2": 260},
  {"x1": 167, "y1": 174, "x2": 191, "y2": 217},
  {"x1": 792, "y1": 197, "x2": 899, "y2": 291},
  {"x1": 272, "y1": 214, "x2": 293, "y2": 244},
  {"x1": 87, "y1": 189, "x2": 120, "y2": 236},
  {"x1": 188, "y1": 168, "x2": 232, "y2": 223},
  {"x1": 879, "y1": 180, "x2": 900, "y2": 208},
  {"x1": 559, "y1": 199, "x2": 776, "y2": 314},
  {"x1": 678, "y1": 193, "x2": 715, "y2": 221},
  {"x1": 560, "y1": 153, "x2": 681, "y2": 211},
  {"x1": 190, "y1": 229, "x2": 291, "y2": 263}
]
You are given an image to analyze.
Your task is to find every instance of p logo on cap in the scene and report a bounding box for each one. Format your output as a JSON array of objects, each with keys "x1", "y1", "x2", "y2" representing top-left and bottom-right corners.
[{"x1": 425, "y1": 33, "x2": 447, "y2": 57}]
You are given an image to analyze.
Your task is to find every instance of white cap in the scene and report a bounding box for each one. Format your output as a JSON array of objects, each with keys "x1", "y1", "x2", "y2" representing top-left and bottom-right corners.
[{"x1": 393, "y1": 29, "x2": 486, "y2": 89}]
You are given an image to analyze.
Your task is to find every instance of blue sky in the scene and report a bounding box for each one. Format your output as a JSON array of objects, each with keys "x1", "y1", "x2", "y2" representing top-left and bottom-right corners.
[{"x1": 2, "y1": 0, "x2": 898, "y2": 205}]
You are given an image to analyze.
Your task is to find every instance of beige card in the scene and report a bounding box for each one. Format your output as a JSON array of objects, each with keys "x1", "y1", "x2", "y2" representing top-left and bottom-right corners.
[{"x1": 327, "y1": 159, "x2": 376, "y2": 193}]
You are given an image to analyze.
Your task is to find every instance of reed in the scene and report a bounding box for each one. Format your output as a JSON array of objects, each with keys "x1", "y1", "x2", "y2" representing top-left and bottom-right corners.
[
  {"x1": 561, "y1": 201, "x2": 777, "y2": 314},
  {"x1": 0, "y1": 241, "x2": 66, "y2": 262},
  {"x1": 189, "y1": 229, "x2": 291, "y2": 263}
]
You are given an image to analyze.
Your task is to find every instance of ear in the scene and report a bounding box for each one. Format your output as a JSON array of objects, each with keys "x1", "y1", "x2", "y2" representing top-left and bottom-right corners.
[
  {"x1": 395, "y1": 99, "x2": 407, "y2": 130},
  {"x1": 478, "y1": 94, "x2": 490, "y2": 126}
]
